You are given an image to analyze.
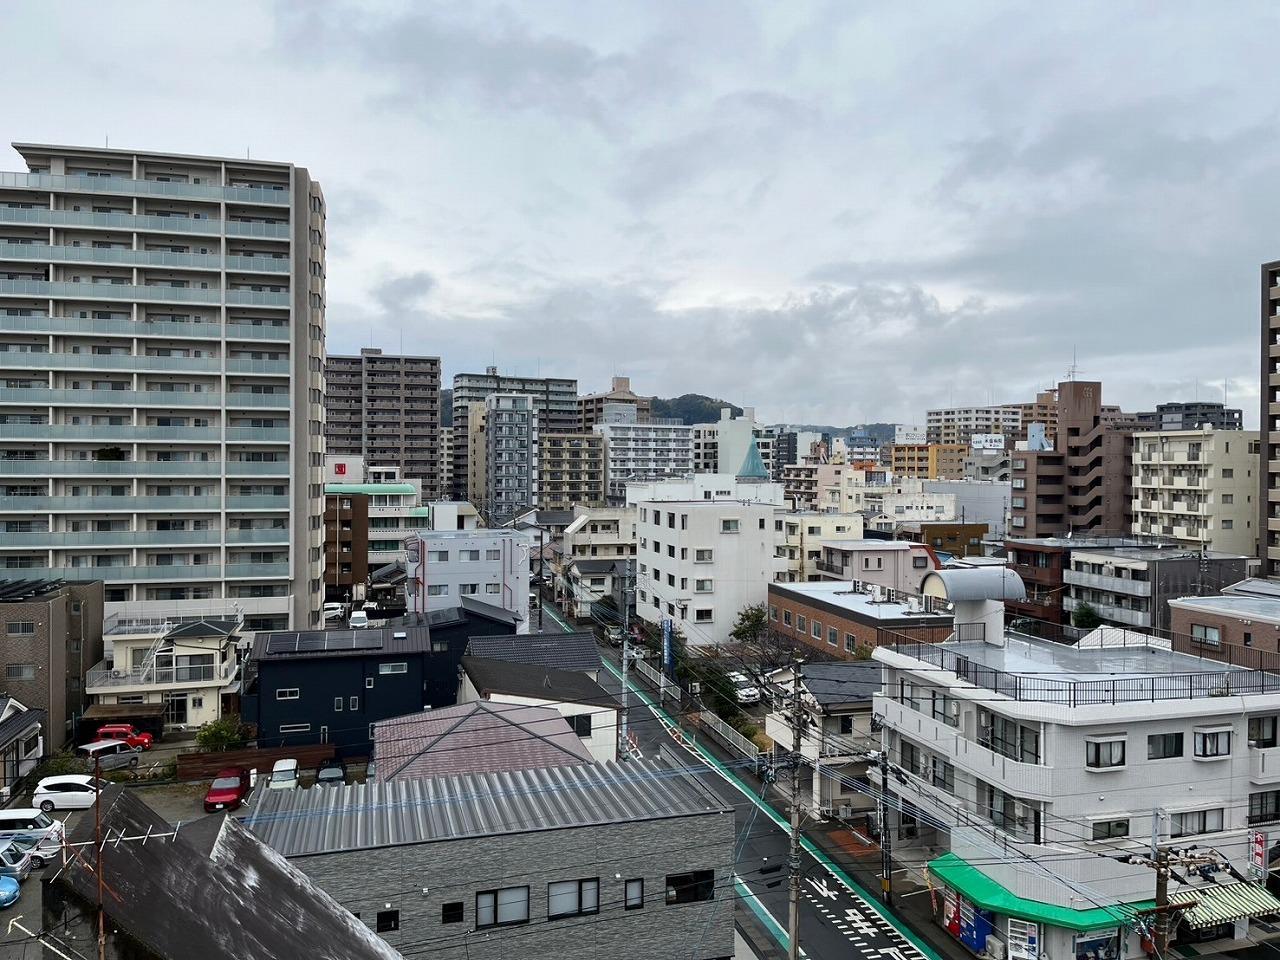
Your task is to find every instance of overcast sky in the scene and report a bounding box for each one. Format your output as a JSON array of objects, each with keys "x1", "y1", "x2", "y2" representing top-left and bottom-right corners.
[{"x1": 4, "y1": 2, "x2": 1276, "y2": 425}]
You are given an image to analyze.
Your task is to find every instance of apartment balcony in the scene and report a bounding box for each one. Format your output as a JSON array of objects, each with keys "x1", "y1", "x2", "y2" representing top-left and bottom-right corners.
[
  {"x1": 0, "y1": 424, "x2": 215, "y2": 442},
  {"x1": 0, "y1": 388, "x2": 224, "y2": 408},
  {"x1": 0, "y1": 314, "x2": 288, "y2": 341},
  {"x1": 0, "y1": 459, "x2": 227, "y2": 477},
  {"x1": 1251, "y1": 745, "x2": 1280, "y2": 785},
  {"x1": 0, "y1": 171, "x2": 289, "y2": 206},
  {"x1": 226, "y1": 496, "x2": 289, "y2": 510},
  {"x1": 0, "y1": 280, "x2": 289, "y2": 308},
  {"x1": 8, "y1": 564, "x2": 224, "y2": 583},
  {"x1": 0, "y1": 529, "x2": 222, "y2": 548},
  {"x1": 1062, "y1": 569, "x2": 1152, "y2": 596},
  {"x1": 225, "y1": 428, "x2": 290, "y2": 443},
  {"x1": 224, "y1": 393, "x2": 291, "y2": 409},
  {"x1": 86, "y1": 655, "x2": 239, "y2": 694},
  {"x1": 0, "y1": 351, "x2": 220, "y2": 374},
  {"x1": 225, "y1": 528, "x2": 289, "y2": 544},
  {"x1": 875, "y1": 696, "x2": 1054, "y2": 801},
  {"x1": 0, "y1": 243, "x2": 289, "y2": 274},
  {"x1": 1061, "y1": 596, "x2": 1150, "y2": 627},
  {"x1": 0, "y1": 495, "x2": 223, "y2": 512},
  {"x1": 224, "y1": 562, "x2": 289, "y2": 579}
]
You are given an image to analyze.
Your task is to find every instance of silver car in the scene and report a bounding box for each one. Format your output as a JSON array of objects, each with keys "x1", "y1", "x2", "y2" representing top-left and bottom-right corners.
[{"x1": 0, "y1": 841, "x2": 32, "y2": 882}]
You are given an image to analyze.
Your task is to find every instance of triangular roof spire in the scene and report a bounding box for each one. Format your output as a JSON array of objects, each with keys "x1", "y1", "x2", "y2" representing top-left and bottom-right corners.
[{"x1": 737, "y1": 438, "x2": 768, "y2": 482}]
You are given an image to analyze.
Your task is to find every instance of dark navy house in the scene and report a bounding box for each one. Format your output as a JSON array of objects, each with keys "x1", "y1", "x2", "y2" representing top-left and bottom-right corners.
[{"x1": 241, "y1": 600, "x2": 519, "y2": 757}]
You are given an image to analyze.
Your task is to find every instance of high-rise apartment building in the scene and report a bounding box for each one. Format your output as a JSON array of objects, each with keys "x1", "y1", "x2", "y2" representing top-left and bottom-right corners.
[
  {"x1": 450, "y1": 367, "x2": 576, "y2": 499},
  {"x1": 324, "y1": 348, "x2": 441, "y2": 498},
  {"x1": 1009, "y1": 381, "x2": 1136, "y2": 539},
  {"x1": 926, "y1": 404, "x2": 1021, "y2": 445},
  {"x1": 577, "y1": 375, "x2": 651, "y2": 431},
  {"x1": 1136, "y1": 401, "x2": 1244, "y2": 432},
  {"x1": 0, "y1": 142, "x2": 326, "y2": 631},
  {"x1": 692, "y1": 407, "x2": 775, "y2": 477},
  {"x1": 593, "y1": 408, "x2": 695, "y2": 504},
  {"x1": 888, "y1": 443, "x2": 967, "y2": 480},
  {"x1": 438, "y1": 424, "x2": 454, "y2": 498},
  {"x1": 483, "y1": 393, "x2": 539, "y2": 525},
  {"x1": 538, "y1": 432, "x2": 605, "y2": 510}
]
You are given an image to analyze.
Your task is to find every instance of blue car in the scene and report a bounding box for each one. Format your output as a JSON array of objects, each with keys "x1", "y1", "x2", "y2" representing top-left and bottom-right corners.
[{"x1": 0, "y1": 876, "x2": 18, "y2": 909}]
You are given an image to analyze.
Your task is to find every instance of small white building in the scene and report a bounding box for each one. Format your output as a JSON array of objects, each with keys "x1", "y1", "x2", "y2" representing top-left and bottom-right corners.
[
  {"x1": 625, "y1": 473, "x2": 784, "y2": 507},
  {"x1": 775, "y1": 511, "x2": 866, "y2": 582},
  {"x1": 404, "y1": 529, "x2": 531, "y2": 630},
  {"x1": 458, "y1": 655, "x2": 619, "y2": 762},
  {"x1": 559, "y1": 506, "x2": 636, "y2": 618}
]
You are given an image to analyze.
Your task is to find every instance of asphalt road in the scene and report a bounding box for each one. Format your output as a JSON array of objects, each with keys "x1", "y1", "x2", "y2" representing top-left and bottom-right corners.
[{"x1": 541, "y1": 602, "x2": 938, "y2": 960}]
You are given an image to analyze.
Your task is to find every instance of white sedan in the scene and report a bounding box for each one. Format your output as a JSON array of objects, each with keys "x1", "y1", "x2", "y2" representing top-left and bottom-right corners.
[{"x1": 33, "y1": 774, "x2": 107, "y2": 812}]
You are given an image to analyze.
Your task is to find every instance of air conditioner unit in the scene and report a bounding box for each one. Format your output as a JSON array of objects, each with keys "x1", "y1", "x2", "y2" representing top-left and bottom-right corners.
[
  {"x1": 689, "y1": 682, "x2": 701, "y2": 694},
  {"x1": 986, "y1": 935, "x2": 1007, "y2": 960},
  {"x1": 838, "y1": 803, "x2": 853, "y2": 819}
]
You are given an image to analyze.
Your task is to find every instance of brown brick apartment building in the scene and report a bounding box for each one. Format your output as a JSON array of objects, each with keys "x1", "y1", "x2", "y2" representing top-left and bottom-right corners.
[
  {"x1": 767, "y1": 581, "x2": 952, "y2": 661},
  {"x1": 324, "y1": 490, "x2": 369, "y2": 604}
]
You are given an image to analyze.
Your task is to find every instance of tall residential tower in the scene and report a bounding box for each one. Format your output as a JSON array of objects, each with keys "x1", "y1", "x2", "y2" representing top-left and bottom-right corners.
[{"x1": 0, "y1": 142, "x2": 326, "y2": 630}]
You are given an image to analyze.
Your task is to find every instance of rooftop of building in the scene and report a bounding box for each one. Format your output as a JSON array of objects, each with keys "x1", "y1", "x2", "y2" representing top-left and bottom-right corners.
[
  {"x1": 245, "y1": 756, "x2": 731, "y2": 859},
  {"x1": 1068, "y1": 546, "x2": 1248, "y2": 563},
  {"x1": 251, "y1": 625, "x2": 432, "y2": 662},
  {"x1": 1167, "y1": 594, "x2": 1280, "y2": 622},
  {"x1": 1225, "y1": 578, "x2": 1280, "y2": 599},
  {"x1": 769, "y1": 581, "x2": 950, "y2": 622},
  {"x1": 466, "y1": 631, "x2": 601, "y2": 673},
  {"x1": 0, "y1": 578, "x2": 68, "y2": 603},
  {"x1": 1004, "y1": 535, "x2": 1169, "y2": 550},
  {"x1": 796, "y1": 661, "x2": 884, "y2": 707},
  {"x1": 462, "y1": 656, "x2": 618, "y2": 707},
  {"x1": 371, "y1": 701, "x2": 593, "y2": 782},
  {"x1": 818, "y1": 538, "x2": 916, "y2": 552},
  {"x1": 13, "y1": 141, "x2": 297, "y2": 170}
]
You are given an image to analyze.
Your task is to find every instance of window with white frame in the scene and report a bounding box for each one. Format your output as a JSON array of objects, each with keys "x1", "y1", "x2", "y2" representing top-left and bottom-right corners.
[
  {"x1": 720, "y1": 519, "x2": 739, "y2": 533},
  {"x1": 1085, "y1": 737, "x2": 1125, "y2": 769},
  {"x1": 275, "y1": 688, "x2": 299, "y2": 700},
  {"x1": 694, "y1": 579, "x2": 712, "y2": 593},
  {"x1": 427, "y1": 584, "x2": 448, "y2": 596},
  {"x1": 427, "y1": 550, "x2": 449, "y2": 562},
  {"x1": 1193, "y1": 728, "x2": 1231, "y2": 758},
  {"x1": 459, "y1": 549, "x2": 480, "y2": 561},
  {"x1": 1170, "y1": 808, "x2": 1223, "y2": 837},
  {"x1": 278, "y1": 723, "x2": 311, "y2": 734},
  {"x1": 694, "y1": 608, "x2": 713, "y2": 623},
  {"x1": 379, "y1": 662, "x2": 408, "y2": 675},
  {"x1": 485, "y1": 583, "x2": 501, "y2": 594},
  {"x1": 1190, "y1": 623, "x2": 1221, "y2": 646},
  {"x1": 694, "y1": 549, "x2": 713, "y2": 562}
]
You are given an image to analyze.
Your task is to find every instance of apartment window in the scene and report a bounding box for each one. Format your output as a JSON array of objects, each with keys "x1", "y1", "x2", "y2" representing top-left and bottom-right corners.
[
  {"x1": 827, "y1": 627, "x2": 838, "y2": 647},
  {"x1": 1222, "y1": 468, "x2": 1234, "y2": 478},
  {"x1": 845, "y1": 633, "x2": 856, "y2": 653},
  {"x1": 1147, "y1": 732, "x2": 1184, "y2": 760},
  {"x1": 1091, "y1": 819, "x2": 1129, "y2": 841},
  {"x1": 1222, "y1": 494, "x2": 1234, "y2": 504},
  {"x1": 380, "y1": 662, "x2": 408, "y2": 675},
  {"x1": 783, "y1": 611, "x2": 793, "y2": 626},
  {"x1": 441, "y1": 902, "x2": 464, "y2": 924},
  {"x1": 720, "y1": 519, "x2": 739, "y2": 534},
  {"x1": 547, "y1": 878, "x2": 599, "y2": 919},
  {"x1": 486, "y1": 583, "x2": 501, "y2": 594},
  {"x1": 694, "y1": 608, "x2": 713, "y2": 623},
  {"x1": 427, "y1": 584, "x2": 448, "y2": 596},
  {"x1": 1085, "y1": 738, "x2": 1125, "y2": 769},
  {"x1": 797, "y1": 615, "x2": 807, "y2": 632},
  {"x1": 694, "y1": 549, "x2": 713, "y2": 562},
  {"x1": 349, "y1": 696, "x2": 359, "y2": 711},
  {"x1": 1170, "y1": 808, "x2": 1223, "y2": 838},
  {"x1": 475, "y1": 886, "x2": 529, "y2": 928},
  {"x1": 459, "y1": 549, "x2": 480, "y2": 561},
  {"x1": 769, "y1": 605, "x2": 778, "y2": 621},
  {"x1": 333, "y1": 697, "x2": 344, "y2": 711},
  {"x1": 1223, "y1": 519, "x2": 1234, "y2": 529},
  {"x1": 365, "y1": 677, "x2": 375, "y2": 688},
  {"x1": 275, "y1": 688, "x2": 300, "y2": 700},
  {"x1": 459, "y1": 584, "x2": 480, "y2": 596},
  {"x1": 665, "y1": 870, "x2": 715, "y2": 904},
  {"x1": 278, "y1": 723, "x2": 311, "y2": 734},
  {"x1": 694, "y1": 579, "x2": 713, "y2": 593},
  {"x1": 1250, "y1": 791, "x2": 1280, "y2": 825},
  {"x1": 625, "y1": 878, "x2": 644, "y2": 910},
  {"x1": 1189, "y1": 623, "x2": 1221, "y2": 647},
  {"x1": 375, "y1": 910, "x2": 400, "y2": 933},
  {"x1": 5, "y1": 622, "x2": 34, "y2": 636},
  {"x1": 427, "y1": 550, "x2": 449, "y2": 562},
  {"x1": 811, "y1": 622, "x2": 821, "y2": 639},
  {"x1": 4, "y1": 665, "x2": 34, "y2": 681},
  {"x1": 1251, "y1": 716, "x2": 1279, "y2": 748},
  {"x1": 568, "y1": 714, "x2": 592, "y2": 737},
  {"x1": 1193, "y1": 728, "x2": 1231, "y2": 758}
]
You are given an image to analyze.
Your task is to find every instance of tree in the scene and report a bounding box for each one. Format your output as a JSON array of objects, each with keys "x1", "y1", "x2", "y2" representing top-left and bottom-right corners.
[
  {"x1": 1072, "y1": 601, "x2": 1104, "y2": 630},
  {"x1": 730, "y1": 601, "x2": 806, "y2": 671},
  {"x1": 195, "y1": 716, "x2": 248, "y2": 753},
  {"x1": 729, "y1": 603, "x2": 769, "y2": 646}
]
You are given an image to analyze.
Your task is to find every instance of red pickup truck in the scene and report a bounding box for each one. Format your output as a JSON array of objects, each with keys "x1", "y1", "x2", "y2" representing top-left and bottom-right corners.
[{"x1": 95, "y1": 724, "x2": 154, "y2": 750}]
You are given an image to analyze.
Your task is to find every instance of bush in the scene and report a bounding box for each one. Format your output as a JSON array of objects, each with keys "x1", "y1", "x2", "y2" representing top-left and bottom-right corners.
[{"x1": 194, "y1": 716, "x2": 248, "y2": 753}]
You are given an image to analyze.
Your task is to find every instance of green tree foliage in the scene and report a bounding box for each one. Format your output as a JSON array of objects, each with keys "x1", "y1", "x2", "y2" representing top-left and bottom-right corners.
[
  {"x1": 1071, "y1": 601, "x2": 1104, "y2": 630},
  {"x1": 195, "y1": 716, "x2": 248, "y2": 753}
]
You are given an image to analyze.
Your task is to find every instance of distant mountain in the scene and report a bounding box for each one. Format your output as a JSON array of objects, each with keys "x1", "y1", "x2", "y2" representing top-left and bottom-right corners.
[
  {"x1": 440, "y1": 388, "x2": 453, "y2": 427},
  {"x1": 652, "y1": 394, "x2": 742, "y2": 425}
]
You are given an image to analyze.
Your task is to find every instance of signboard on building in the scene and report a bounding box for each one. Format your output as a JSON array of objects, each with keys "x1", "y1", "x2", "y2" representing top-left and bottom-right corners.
[
  {"x1": 970, "y1": 433, "x2": 1007, "y2": 451},
  {"x1": 662, "y1": 618, "x2": 674, "y2": 678},
  {"x1": 1251, "y1": 830, "x2": 1268, "y2": 880}
]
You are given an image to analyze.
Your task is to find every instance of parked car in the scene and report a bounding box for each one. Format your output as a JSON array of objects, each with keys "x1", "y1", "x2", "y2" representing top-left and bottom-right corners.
[
  {"x1": 315, "y1": 759, "x2": 347, "y2": 788},
  {"x1": 0, "y1": 876, "x2": 18, "y2": 908},
  {"x1": 0, "y1": 811, "x2": 60, "y2": 866},
  {"x1": 267, "y1": 758, "x2": 300, "y2": 791},
  {"x1": 323, "y1": 602, "x2": 347, "y2": 622},
  {"x1": 33, "y1": 774, "x2": 107, "y2": 813},
  {"x1": 9, "y1": 834, "x2": 53, "y2": 869},
  {"x1": 0, "y1": 843, "x2": 29, "y2": 883},
  {"x1": 348, "y1": 610, "x2": 369, "y2": 629},
  {"x1": 95, "y1": 723, "x2": 153, "y2": 751},
  {"x1": 605, "y1": 625, "x2": 625, "y2": 647},
  {"x1": 727, "y1": 671, "x2": 762, "y2": 706},
  {"x1": 203, "y1": 767, "x2": 252, "y2": 812},
  {"x1": 76, "y1": 739, "x2": 140, "y2": 772}
]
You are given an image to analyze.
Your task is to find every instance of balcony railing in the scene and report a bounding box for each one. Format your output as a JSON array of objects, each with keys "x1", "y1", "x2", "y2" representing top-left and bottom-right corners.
[
  {"x1": 0, "y1": 315, "x2": 289, "y2": 341},
  {"x1": 0, "y1": 171, "x2": 289, "y2": 205},
  {"x1": 86, "y1": 656, "x2": 238, "y2": 690},
  {"x1": 1062, "y1": 570, "x2": 1153, "y2": 596},
  {"x1": 0, "y1": 280, "x2": 289, "y2": 307},
  {"x1": 0, "y1": 243, "x2": 289, "y2": 273}
]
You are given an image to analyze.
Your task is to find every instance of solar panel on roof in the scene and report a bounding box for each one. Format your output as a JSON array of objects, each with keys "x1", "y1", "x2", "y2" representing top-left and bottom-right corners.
[
  {"x1": 264, "y1": 633, "x2": 301, "y2": 655},
  {"x1": 352, "y1": 634, "x2": 383, "y2": 650},
  {"x1": 296, "y1": 636, "x2": 325, "y2": 652}
]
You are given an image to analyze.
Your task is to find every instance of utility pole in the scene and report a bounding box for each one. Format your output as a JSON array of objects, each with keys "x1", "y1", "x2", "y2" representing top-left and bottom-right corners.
[
  {"x1": 787, "y1": 665, "x2": 803, "y2": 960},
  {"x1": 1153, "y1": 846, "x2": 1171, "y2": 957},
  {"x1": 880, "y1": 752, "x2": 893, "y2": 906},
  {"x1": 95, "y1": 752, "x2": 105, "y2": 960},
  {"x1": 619, "y1": 558, "x2": 633, "y2": 760}
]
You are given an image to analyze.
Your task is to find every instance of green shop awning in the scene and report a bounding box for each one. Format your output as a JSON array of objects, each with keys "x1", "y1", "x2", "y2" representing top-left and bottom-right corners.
[
  {"x1": 927, "y1": 854, "x2": 1154, "y2": 932},
  {"x1": 1170, "y1": 882, "x2": 1280, "y2": 930},
  {"x1": 325, "y1": 483, "x2": 418, "y2": 496}
]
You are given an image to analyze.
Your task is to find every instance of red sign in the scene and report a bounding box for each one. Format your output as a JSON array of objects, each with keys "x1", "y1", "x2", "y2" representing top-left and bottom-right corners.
[
  {"x1": 1251, "y1": 831, "x2": 1267, "y2": 878},
  {"x1": 335, "y1": 463, "x2": 347, "y2": 476}
]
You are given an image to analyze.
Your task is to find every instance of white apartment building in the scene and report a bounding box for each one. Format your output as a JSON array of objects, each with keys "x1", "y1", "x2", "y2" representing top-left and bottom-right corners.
[
  {"x1": 815, "y1": 471, "x2": 956, "y2": 527},
  {"x1": 692, "y1": 407, "x2": 775, "y2": 477},
  {"x1": 1132, "y1": 428, "x2": 1260, "y2": 556},
  {"x1": 0, "y1": 142, "x2": 326, "y2": 632},
  {"x1": 483, "y1": 393, "x2": 539, "y2": 526},
  {"x1": 625, "y1": 473, "x2": 785, "y2": 507},
  {"x1": 635, "y1": 498, "x2": 787, "y2": 646},
  {"x1": 775, "y1": 510, "x2": 865, "y2": 581},
  {"x1": 593, "y1": 417, "x2": 694, "y2": 503},
  {"x1": 558, "y1": 506, "x2": 636, "y2": 618},
  {"x1": 926, "y1": 404, "x2": 1022, "y2": 445},
  {"x1": 405, "y1": 529, "x2": 530, "y2": 630},
  {"x1": 877, "y1": 569, "x2": 1280, "y2": 960}
]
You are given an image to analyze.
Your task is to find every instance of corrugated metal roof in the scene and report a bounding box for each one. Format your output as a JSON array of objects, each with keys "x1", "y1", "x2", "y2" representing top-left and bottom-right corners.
[
  {"x1": 244, "y1": 757, "x2": 732, "y2": 858},
  {"x1": 467, "y1": 632, "x2": 601, "y2": 672},
  {"x1": 1171, "y1": 881, "x2": 1280, "y2": 929}
]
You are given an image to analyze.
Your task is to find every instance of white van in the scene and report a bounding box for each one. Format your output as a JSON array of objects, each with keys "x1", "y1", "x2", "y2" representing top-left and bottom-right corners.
[
  {"x1": 268, "y1": 758, "x2": 300, "y2": 791},
  {"x1": 77, "y1": 739, "x2": 140, "y2": 771},
  {"x1": 348, "y1": 609, "x2": 369, "y2": 629},
  {"x1": 322, "y1": 602, "x2": 346, "y2": 622}
]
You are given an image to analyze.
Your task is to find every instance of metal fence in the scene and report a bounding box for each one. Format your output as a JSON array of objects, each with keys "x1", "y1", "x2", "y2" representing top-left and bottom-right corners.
[
  {"x1": 632, "y1": 657, "x2": 679, "y2": 701},
  {"x1": 697, "y1": 710, "x2": 761, "y2": 768}
]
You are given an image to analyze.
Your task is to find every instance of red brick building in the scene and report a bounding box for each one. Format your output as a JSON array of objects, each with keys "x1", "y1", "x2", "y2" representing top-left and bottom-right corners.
[{"x1": 767, "y1": 581, "x2": 953, "y2": 661}]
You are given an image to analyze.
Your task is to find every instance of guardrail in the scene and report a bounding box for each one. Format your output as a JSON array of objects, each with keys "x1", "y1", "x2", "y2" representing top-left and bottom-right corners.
[{"x1": 696, "y1": 710, "x2": 761, "y2": 769}]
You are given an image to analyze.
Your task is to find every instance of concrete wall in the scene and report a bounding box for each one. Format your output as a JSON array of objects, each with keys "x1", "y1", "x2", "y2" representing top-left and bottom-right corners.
[
  {"x1": 286, "y1": 812, "x2": 735, "y2": 960},
  {"x1": 457, "y1": 677, "x2": 618, "y2": 762}
]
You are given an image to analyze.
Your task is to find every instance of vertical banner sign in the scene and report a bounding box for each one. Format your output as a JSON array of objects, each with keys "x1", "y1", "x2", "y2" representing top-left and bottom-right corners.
[
  {"x1": 1251, "y1": 831, "x2": 1267, "y2": 880},
  {"x1": 662, "y1": 618, "x2": 674, "y2": 679}
]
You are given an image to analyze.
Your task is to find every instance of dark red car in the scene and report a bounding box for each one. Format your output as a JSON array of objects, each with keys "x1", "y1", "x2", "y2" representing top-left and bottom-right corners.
[
  {"x1": 203, "y1": 767, "x2": 251, "y2": 813},
  {"x1": 95, "y1": 724, "x2": 154, "y2": 751}
]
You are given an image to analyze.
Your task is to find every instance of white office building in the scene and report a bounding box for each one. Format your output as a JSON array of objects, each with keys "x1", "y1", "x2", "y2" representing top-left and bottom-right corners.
[
  {"x1": 877, "y1": 569, "x2": 1280, "y2": 960},
  {"x1": 405, "y1": 529, "x2": 530, "y2": 630},
  {"x1": 0, "y1": 142, "x2": 326, "y2": 631},
  {"x1": 594, "y1": 415, "x2": 694, "y2": 503}
]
